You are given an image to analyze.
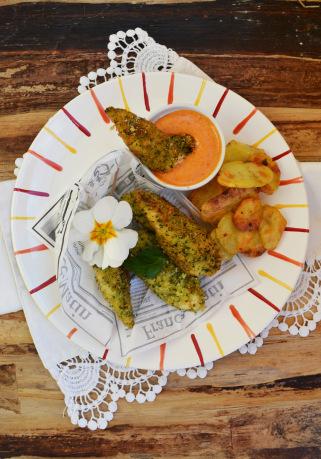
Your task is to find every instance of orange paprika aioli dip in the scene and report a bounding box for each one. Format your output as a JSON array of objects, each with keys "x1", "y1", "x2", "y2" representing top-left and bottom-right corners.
[{"x1": 154, "y1": 109, "x2": 222, "y2": 187}]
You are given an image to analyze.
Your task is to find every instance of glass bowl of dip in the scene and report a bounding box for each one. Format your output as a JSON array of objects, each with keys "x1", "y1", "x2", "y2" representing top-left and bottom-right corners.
[{"x1": 143, "y1": 105, "x2": 226, "y2": 191}]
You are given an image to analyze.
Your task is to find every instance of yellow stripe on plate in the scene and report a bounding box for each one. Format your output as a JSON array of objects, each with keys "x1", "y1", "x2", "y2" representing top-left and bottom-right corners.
[
  {"x1": 44, "y1": 127, "x2": 77, "y2": 154},
  {"x1": 275, "y1": 203, "x2": 308, "y2": 209},
  {"x1": 125, "y1": 356, "x2": 132, "y2": 368},
  {"x1": 46, "y1": 303, "x2": 61, "y2": 318},
  {"x1": 11, "y1": 216, "x2": 36, "y2": 221},
  {"x1": 258, "y1": 270, "x2": 292, "y2": 291},
  {"x1": 194, "y1": 79, "x2": 207, "y2": 106},
  {"x1": 252, "y1": 128, "x2": 277, "y2": 147},
  {"x1": 118, "y1": 78, "x2": 130, "y2": 111},
  {"x1": 206, "y1": 322, "x2": 224, "y2": 357}
]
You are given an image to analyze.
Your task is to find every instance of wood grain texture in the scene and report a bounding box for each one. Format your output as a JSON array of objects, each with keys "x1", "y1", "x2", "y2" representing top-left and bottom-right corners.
[{"x1": 1, "y1": 1, "x2": 321, "y2": 457}]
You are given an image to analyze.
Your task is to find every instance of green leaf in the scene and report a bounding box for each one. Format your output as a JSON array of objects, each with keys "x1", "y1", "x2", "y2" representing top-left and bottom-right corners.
[{"x1": 124, "y1": 245, "x2": 167, "y2": 279}]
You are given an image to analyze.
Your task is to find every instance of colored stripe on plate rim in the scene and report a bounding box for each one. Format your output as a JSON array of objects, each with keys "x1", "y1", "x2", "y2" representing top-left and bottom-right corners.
[
  {"x1": 252, "y1": 128, "x2": 277, "y2": 148},
  {"x1": 141, "y1": 72, "x2": 150, "y2": 111},
  {"x1": 248, "y1": 288, "x2": 280, "y2": 312},
  {"x1": 67, "y1": 327, "x2": 78, "y2": 339},
  {"x1": 206, "y1": 323, "x2": 224, "y2": 357},
  {"x1": 27, "y1": 149, "x2": 63, "y2": 172},
  {"x1": 29, "y1": 275, "x2": 56, "y2": 295},
  {"x1": 285, "y1": 226, "x2": 309, "y2": 233},
  {"x1": 90, "y1": 88, "x2": 110, "y2": 124},
  {"x1": 258, "y1": 270, "x2": 292, "y2": 291},
  {"x1": 230, "y1": 304, "x2": 256, "y2": 339},
  {"x1": 280, "y1": 176, "x2": 304, "y2": 186},
  {"x1": 275, "y1": 203, "x2": 308, "y2": 209},
  {"x1": 46, "y1": 303, "x2": 62, "y2": 319},
  {"x1": 125, "y1": 356, "x2": 132, "y2": 368},
  {"x1": 14, "y1": 188, "x2": 49, "y2": 198},
  {"x1": 167, "y1": 73, "x2": 175, "y2": 104},
  {"x1": 190, "y1": 333, "x2": 204, "y2": 366},
  {"x1": 44, "y1": 127, "x2": 77, "y2": 154},
  {"x1": 233, "y1": 108, "x2": 257, "y2": 135},
  {"x1": 213, "y1": 88, "x2": 229, "y2": 118},
  {"x1": 194, "y1": 79, "x2": 207, "y2": 106},
  {"x1": 272, "y1": 149, "x2": 291, "y2": 161},
  {"x1": 267, "y1": 250, "x2": 304, "y2": 267},
  {"x1": 11, "y1": 216, "x2": 36, "y2": 221},
  {"x1": 159, "y1": 343, "x2": 166, "y2": 370},
  {"x1": 102, "y1": 348, "x2": 109, "y2": 359},
  {"x1": 118, "y1": 78, "x2": 130, "y2": 110},
  {"x1": 62, "y1": 107, "x2": 91, "y2": 137},
  {"x1": 14, "y1": 244, "x2": 48, "y2": 256}
]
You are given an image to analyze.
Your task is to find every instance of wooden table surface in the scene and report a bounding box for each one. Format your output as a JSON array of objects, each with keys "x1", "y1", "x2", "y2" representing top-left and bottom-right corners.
[{"x1": 1, "y1": 1, "x2": 321, "y2": 458}]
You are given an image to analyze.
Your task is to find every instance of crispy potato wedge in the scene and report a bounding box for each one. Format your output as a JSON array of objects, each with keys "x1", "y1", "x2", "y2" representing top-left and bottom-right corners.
[
  {"x1": 237, "y1": 230, "x2": 265, "y2": 257},
  {"x1": 224, "y1": 140, "x2": 262, "y2": 163},
  {"x1": 218, "y1": 161, "x2": 274, "y2": 188},
  {"x1": 233, "y1": 197, "x2": 263, "y2": 231},
  {"x1": 259, "y1": 205, "x2": 287, "y2": 250},
  {"x1": 215, "y1": 212, "x2": 239, "y2": 256},
  {"x1": 189, "y1": 178, "x2": 225, "y2": 210},
  {"x1": 201, "y1": 187, "x2": 257, "y2": 225}
]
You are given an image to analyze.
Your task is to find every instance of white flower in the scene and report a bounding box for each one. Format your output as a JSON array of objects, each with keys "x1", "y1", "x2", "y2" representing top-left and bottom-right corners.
[{"x1": 72, "y1": 196, "x2": 138, "y2": 269}]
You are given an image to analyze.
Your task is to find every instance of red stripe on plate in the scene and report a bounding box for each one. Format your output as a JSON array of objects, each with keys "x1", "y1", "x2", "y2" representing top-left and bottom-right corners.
[
  {"x1": 102, "y1": 348, "x2": 109, "y2": 359},
  {"x1": 285, "y1": 227, "x2": 309, "y2": 233},
  {"x1": 248, "y1": 288, "x2": 280, "y2": 312},
  {"x1": 142, "y1": 72, "x2": 150, "y2": 111},
  {"x1": 272, "y1": 149, "x2": 291, "y2": 161},
  {"x1": 62, "y1": 107, "x2": 91, "y2": 136},
  {"x1": 29, "y1": 275, "x2": 56, "y2": 294},
  {"x1": 14, "y1": 188, "x2": 49, "y2": 197},
  {"x1": 28, "y1": 149, "x2": 63, "y2": 172},
  {"x1": 213, "y1": 88, "x2": 229, "y2": 118},
  {"x1": 280, "y1": 176, "x2": 303, "y2": 186},
  {"x1": 190, "y1": 333, "x2": 204, "y2": 366}
]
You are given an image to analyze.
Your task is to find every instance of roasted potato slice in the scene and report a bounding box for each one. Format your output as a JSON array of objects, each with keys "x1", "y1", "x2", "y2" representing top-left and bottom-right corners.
[
  {"x1": 210, "y1": 228, "x2": 233, "y2": 261},
  {"x1": 237, "y1": 230, "x2": 265, "y2": 258},
  {"x1": 260, "y1": 162, "x2": 281, "y2": 194},
  {"x1": 259, "y1": 205, "x2": 287, "y2": 250},
  {"x1": 215, "y1": 212, "x2": 239, "y2": 256},
  {"x1": 218, "y1": 161, "x2": 274, "y2": 188},
  {"x1": 189, "y1": 177, "x2": 225, "y2": 210},
  {"x1": 201, "y1": 187, "x2": 257, "y2": 225},
  {"x1": 224, "y1": 140, "x2": 262, "y2": 163},
  {"x1": 233, "y1": 197, "x2": 263, "y2": 231},
  {"x1": 251, "y1": 151, "x2": 281, "y2": 194}
]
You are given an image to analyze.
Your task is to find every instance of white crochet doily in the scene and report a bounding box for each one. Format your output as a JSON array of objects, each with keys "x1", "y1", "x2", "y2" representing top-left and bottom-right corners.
[{"x1": 15, "y1": 28, "x2": 319, "y2": 429}]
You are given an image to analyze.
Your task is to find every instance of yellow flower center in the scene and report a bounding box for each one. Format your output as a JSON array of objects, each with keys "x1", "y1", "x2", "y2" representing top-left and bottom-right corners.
[{"x1": 90, "y1": 220, "x2": 117, "y2": 245}]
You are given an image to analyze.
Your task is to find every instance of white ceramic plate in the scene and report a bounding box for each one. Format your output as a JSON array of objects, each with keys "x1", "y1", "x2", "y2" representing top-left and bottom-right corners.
[{"x1": 11, "y1": 72, "x2": 309, "y2": 370}]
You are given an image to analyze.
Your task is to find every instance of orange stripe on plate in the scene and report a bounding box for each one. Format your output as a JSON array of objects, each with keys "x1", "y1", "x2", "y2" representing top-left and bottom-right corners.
[
  {"x1": 14, "y1": 244, "x2": 48, "y2": 255},
  {"x1": 159, "y1": 343, "x2": 166, "y2": 370},
  {"x1": 206, "y1": 323, "x2": 224, "y2": 356},
  {"x1": 167, "y1": 73, "x2": 175, "y2": 104},
  {"x1": 233, "y1": 108, "x2": 257, "y2": 135},
  {"x1": 230, "y1": 305, "x2": 256, "y2": 339},
  {"x1": 280, "y1": 176, "x2": 303, "y2": 186},
  {"x1": 90, "y1": 88, "x2": 110, "y2": 124},
  {"x1": 67, "y1": 327, "x2": 78, "y2": 339},
  {"x1": 268, "y1": 250, "x2": 304, "y2": 267}
]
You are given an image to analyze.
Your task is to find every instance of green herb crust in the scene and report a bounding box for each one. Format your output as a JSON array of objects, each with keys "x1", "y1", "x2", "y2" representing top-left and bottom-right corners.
[
  {"x1": 106, "y1": 107, "x2": 195, "y2": 172},
  {"x1": 123, "y1": 190, "x2": 221, "y2": 277},
  {"x1": 94, "y1": 266, "x2": 134, "y2": 328}
]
